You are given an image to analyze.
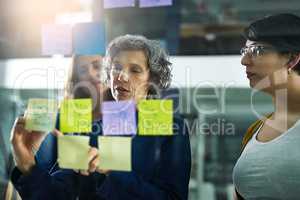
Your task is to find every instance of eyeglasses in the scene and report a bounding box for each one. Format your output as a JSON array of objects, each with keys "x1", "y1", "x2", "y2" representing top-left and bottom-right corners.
[{"x1": 240, "y1": 45, "x2": 276, "y2": 57}]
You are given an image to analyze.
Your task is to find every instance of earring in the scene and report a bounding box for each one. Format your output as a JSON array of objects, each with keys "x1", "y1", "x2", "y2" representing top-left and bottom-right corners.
[{"x1": 288, "y1": 68, "x2": 292, "y2": 74}]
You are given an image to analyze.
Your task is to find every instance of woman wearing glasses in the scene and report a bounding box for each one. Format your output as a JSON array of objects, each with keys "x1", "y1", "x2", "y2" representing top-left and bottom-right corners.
[
  {"x1": 233, "y1": 14, "x2": 300, "y2": 199},
  {"x1": 10, "y1": 35, "x2": 191, "y2": 200}
]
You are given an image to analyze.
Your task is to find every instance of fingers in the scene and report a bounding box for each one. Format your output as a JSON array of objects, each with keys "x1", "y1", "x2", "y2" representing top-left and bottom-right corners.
[
  {"x1": 87, "y1": 147, "x2": 111, "y2": 175},
  {"x1": 16, "y1": 117, "x2": 26, "y2": 125},
  {"x1": 79, "y1": 170, "x2": 89, "y2": 176},
  {"x1": 88, "y1": 156, "x2": 99, "y2": 173},
  {"x1": 10, "y1": 117, "x2": 26, "y2": 144},
  {"x1": 88, "y1": 147, "x2": 98, "y2": 160},
  {"x1": 14, "y1": 117, "x2": 26, "y2": 131},
  {"x1": 87, "y1": 148, "x2": 111, "y2": 175},
  {"x1": 75, "y1": 148, "x2": 99, "y2": 176},
  {"x1": 74, "y1": 147, "x2": 111, "y2": 176},
  {"x1": 88, "y1": 148, "x2": 99, "y2": 173},
  {"x1": 52, "y1": 129, "x2": 63, "y2": 137},
  {"x1": 97, "y1": 169, "x2": 111, "y2": 175},
  {"x1": 73, "y1": 169, "x2": 89, "y2": 176}
]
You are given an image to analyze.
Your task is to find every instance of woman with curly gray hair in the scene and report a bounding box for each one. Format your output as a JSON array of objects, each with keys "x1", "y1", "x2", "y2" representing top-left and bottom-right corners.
[
  {"x1": 104, "y1": 34, "x2": 172, "y2": 100},
  {"x1": 87, "y1": 34, "x2": 191, "y2": 200}
]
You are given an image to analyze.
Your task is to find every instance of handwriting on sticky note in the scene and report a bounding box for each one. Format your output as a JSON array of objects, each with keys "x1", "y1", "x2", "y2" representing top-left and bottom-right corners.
[
  {"x1": 138, "y1": 99, "x2": 173, "y2": 135},
  {"x1": 60, "y1": 99, "x2": 92, "y2": 133},
  {"x1": 139, "y1": 0, "x2": 172, "y2": 8},
  {"x1": 25, "y1": 99, "x2": 58, "y2": 132},
  {"x1": 98, "y1": 136, "x2": 132, "y2": 171},
  {"x1": 102, "y1": 101, "x2": 137, "y2": 136},
  {"x1": 58, "y1": 135, "x2": 90, "y2": 170}
]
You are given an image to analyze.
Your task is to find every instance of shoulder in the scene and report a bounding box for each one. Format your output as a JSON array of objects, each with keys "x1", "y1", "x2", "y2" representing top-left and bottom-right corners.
[{"x1": 241, "y1": 113, "x2": 273, "y2": 150}]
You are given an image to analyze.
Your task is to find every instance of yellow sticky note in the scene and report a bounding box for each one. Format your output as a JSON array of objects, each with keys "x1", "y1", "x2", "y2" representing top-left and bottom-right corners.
[
  {"x1": 60, "y1": 99, "x2": 92, "y2": 133},
  {"x1": 58, "y1": 135, "x2": 90, "y2": 170},
  {"x1": 98, "y1": 136, "x2": 132, "y2": 171},
  {"x1": 138, "y1": 100, "x2": 173, "y2": 135},
  {"x1": 25, "y1": 98, "x2": 58, "y2": 132}
]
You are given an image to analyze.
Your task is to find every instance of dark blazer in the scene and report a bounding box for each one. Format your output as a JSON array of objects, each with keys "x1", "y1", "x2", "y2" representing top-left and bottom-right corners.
[{"x1": 11, "y1": 115, "x2": 191, "y2": 200}]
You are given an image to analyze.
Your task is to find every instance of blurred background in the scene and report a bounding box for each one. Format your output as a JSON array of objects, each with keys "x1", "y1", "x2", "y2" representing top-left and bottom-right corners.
[{"x1": 1, "y1": 0, "x2": 299, "y2": 199}]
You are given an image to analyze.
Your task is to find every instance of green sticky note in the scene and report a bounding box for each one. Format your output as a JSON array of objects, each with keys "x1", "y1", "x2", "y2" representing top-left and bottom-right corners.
[
  {"x1": 58, "y1": 135, "x2": 90, "y2": 170},
  {"x1": 98, "y1": 136, "x2": 132, "y2": 171},
  {"x1": 138, "y1": 99, "x2": 173, "y2": 135},
  {"x1": 60, "y1": 99, "x2": 92, "y2": 133},
  {"x1": 25, "y1": 98, "x2": 58, "y2": 132}
]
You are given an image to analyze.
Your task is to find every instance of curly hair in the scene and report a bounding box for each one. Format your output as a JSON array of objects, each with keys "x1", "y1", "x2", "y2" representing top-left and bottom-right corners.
[{"x1": 103, "y1": 35, "x2": 172, "y2": 97}]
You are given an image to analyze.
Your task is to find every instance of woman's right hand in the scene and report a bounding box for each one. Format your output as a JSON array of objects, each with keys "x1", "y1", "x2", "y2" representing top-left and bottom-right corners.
[{"x1": 10, "y1": 117, "x2": 46, "y2": 175}]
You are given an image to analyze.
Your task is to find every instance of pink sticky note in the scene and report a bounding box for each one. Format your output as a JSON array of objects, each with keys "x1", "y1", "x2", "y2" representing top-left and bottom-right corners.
[
  {"x1": 104, "y1": 0, "x2": 135, "y2": 9},
  {"x1": 139, "y1": 0, "x2": 172, "y2": 8},
  {"x1": 102, "y1": 101, "x2": 137, "y2": 136},
  {"x1": 41, "y1": 24, "x2": 72, "y2": 55}
]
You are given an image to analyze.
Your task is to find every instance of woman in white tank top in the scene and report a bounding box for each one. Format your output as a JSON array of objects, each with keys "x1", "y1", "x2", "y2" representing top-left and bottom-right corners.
[{"x1": 233, "y1": 13, "x2": 300, "y2": 200}]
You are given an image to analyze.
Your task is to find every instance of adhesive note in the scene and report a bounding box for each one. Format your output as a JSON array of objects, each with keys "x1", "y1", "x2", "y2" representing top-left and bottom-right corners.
[
  {"x1": 41, "y1": 24, "x2": 72, "y2": 55},
  {"x1": 60, "y1": 99, "x2": 92, "y2": 133},
  {"x1": 98, "y1": 136, "x2": 132, "y2": 171},
  {"x1": 25, "y1": 99, "x2": 58, "y2": 132},
  {"x1": 104, "y1": 0, "x2": 135, "y2": 8},
  {"x1": 73, "y1": 22, "x2": 106, "y2": 55},
  {"x1": 58, "y1": 135, "x2": 90, "y2": 170},
  {"x1": 102, "y1": 101, "x2": 137, "y2": 136},
  {"x1": 139, "y1": 0, "x2": 172, "y2": 8},
  {"x1": 138, "y1": 99, "x2": 173, "y2": 135}
]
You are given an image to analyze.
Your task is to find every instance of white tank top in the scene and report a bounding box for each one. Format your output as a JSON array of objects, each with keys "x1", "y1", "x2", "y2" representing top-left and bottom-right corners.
[{"x1": 233, "y1": 120, "x2": 300, "y2": 200}]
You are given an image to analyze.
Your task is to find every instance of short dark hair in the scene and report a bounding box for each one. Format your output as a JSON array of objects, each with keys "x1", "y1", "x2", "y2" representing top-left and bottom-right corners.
[{"x1": 244, "y1": 13, "x2": 300, "y2": 74}]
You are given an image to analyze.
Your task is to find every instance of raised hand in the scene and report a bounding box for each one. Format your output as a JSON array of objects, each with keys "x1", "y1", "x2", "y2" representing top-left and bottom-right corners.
[
  {"x1": 10, "y1": 117, "x2": 46, "y2": 175},
  {"x1": 78, "y1": 147, "x2": 110, "y2": 176}
]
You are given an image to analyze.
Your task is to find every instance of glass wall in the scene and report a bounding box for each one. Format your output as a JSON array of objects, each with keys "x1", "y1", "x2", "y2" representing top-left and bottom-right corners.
[
  {"x1": 0, "y1": 1, "x2": 299, "y2": 199},
  {"x1": 1, "y1": 0, "x2": 300, "y2": 58}
]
